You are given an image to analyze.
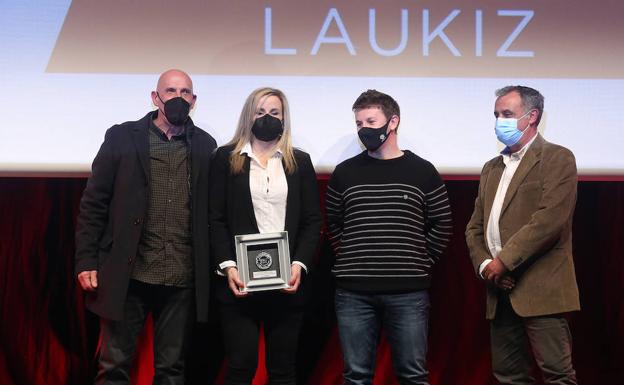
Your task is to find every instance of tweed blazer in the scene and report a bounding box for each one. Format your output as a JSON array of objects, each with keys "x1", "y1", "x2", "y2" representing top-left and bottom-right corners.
[{"x1": 465, "y1": 134, "x2": 580, "y2": 319}]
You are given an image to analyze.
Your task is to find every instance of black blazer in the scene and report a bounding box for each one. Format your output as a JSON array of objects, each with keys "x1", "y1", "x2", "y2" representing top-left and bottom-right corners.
[
  {"x1": 75, "y1": 111, "x2": 217, "y2": 321},
  {"x1": 209, "y1": 144, "x2": 322, "y2": 304}
]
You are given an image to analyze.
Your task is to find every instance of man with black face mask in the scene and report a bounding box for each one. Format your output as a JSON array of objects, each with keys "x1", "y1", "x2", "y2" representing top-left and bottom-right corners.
[
  {"x1": 75, "y1": 69, "x2": 217, "y2": 385},
  {"x1": 326, "y1": 89, "x2": 452, "y2": 385}
]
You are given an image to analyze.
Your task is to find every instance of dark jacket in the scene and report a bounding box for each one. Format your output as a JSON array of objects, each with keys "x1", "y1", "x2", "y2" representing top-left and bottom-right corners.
[
  {"x1": 75, "y1": 111, "x2": 217, "y2": 321},
  {"x1": 209, "y1": 144, "x2": 322, "y2": 304}
]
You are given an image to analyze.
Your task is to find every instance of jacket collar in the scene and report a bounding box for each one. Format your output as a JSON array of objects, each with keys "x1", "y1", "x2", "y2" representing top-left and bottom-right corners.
[
  {"x1": 131, "y1": 110, "x2": 198, "y2": 181},
  {"x1": 484, "y1": 134, "x2": 545, "y2": 220},
  {"x1": 500, "y1": 134, "x2": 544, "y2": 216}
]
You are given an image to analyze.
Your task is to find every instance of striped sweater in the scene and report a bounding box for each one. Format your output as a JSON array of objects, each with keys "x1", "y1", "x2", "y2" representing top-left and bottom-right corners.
[{"x1": 326, "y1": 150, "x2": 452, "y2": 293}]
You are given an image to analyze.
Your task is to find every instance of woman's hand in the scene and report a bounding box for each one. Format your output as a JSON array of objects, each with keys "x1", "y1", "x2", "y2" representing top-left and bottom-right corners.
[
  {"x1": 282, "y1": 264, "x2": 302, "y2": 294},
  {"x1": 225, "y1": 267, "x2": 248, "y2": 297}
]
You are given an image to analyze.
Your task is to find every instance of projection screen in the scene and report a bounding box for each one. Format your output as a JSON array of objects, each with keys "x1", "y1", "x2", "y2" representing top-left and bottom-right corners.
[{"x1": 1, "y1": 0, "x2": 623, "y2": 176}]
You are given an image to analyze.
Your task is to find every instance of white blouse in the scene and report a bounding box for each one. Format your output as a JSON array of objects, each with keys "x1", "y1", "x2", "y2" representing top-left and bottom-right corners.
[
  {"x1": 242, "y1": 142, "x2": 288, "y2": 234},
  {"x1": 219, "y1": 143, "x2": 306, "y2": 272}
]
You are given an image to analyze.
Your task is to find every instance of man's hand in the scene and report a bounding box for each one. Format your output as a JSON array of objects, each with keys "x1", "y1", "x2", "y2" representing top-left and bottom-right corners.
[
  {"x1": 282, "y1": 264, "x2": 302, "y2": 294},
  {"x1": 77, "y1": 270, "x2": 98, "y2": 291},
  {"x1": 495, "y1": 275, "x2": 515, "y2": 291},
  {"x1": 483, "y1": 258, "x2": 515, "y2": 291},
  {"x1": 483, "y1": 258, "x2": 507, "y2": 281},
  {"x1": 225, "y1": 267, "x2": 248, "y2": 297}
]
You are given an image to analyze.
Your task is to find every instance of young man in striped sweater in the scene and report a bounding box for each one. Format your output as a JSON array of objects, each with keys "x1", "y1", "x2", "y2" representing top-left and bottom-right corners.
[{"x1": 326, "y1": 90, "x2": 452, "y2": 385}]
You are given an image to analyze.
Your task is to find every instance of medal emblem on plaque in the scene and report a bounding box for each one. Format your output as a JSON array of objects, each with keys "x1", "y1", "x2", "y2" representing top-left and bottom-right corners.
[
  {"x1": 235, "y1": 231, "x2": 291, "y2": 292},
  {"x1": 255, "y1": 251, "x2": 273, "y2": 270}
]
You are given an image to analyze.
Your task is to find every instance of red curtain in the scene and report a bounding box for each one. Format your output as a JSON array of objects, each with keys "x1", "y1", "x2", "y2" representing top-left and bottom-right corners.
[{"x1": 1, "y1": 177, "x2": 622, "y2": 385}]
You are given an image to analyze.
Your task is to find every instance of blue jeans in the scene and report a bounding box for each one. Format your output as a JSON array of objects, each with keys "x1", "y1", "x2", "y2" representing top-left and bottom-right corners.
[{"x1": 335, "y1": 288, "x2": 430, "y2": 385}]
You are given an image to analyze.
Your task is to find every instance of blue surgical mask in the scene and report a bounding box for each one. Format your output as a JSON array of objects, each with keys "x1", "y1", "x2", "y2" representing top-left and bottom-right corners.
[{"x1": 495, "y1": 110, "x2": 531, "y2": 147}]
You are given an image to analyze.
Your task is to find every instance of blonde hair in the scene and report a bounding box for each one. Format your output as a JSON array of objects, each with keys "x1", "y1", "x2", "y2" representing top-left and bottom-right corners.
[{"x1": 227, "y1": 87, "x2": 297, "y2": 174}]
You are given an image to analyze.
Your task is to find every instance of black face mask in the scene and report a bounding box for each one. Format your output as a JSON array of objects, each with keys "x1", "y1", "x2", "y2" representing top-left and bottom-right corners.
[
  {"x1": 158, "y1": 94, "x2": 191, "y2": 126},
  {"x1": 251, "y1": 114, "x2": 284, "y2": 142},
  {"x1": 357, "y1": 119, "x2": 391, "y2": 151}
]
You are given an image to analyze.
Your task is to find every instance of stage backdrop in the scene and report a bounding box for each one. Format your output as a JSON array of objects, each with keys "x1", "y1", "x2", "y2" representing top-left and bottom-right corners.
[
  {"x1": 0, "y1": 177, "x2": 623, "y2": 385},
  {"x1": 1, "y1": 0, "x2": 624, "y2": 175}
]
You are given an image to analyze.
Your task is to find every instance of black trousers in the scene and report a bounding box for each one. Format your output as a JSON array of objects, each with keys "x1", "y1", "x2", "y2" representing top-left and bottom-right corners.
[
  {"x1": 95, "y1": 279, "x2": 195, "y2": 385},
  {"x1": 220, "y1": 296, "x2": 304, "y2": 385}
]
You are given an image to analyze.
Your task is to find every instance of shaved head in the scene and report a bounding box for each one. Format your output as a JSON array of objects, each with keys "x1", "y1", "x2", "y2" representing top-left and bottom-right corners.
[
  {"x1": 157, "y1": 69, "x2": 193, "y2": 93},
  {"x1": 151, "y1": 69, "x2": 196, "y2": 130}
]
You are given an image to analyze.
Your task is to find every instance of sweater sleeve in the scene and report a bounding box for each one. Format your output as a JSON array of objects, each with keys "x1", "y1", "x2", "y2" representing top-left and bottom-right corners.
[
  {"x1": 424, "y1": 167, "x2": 453, "y2": 262},
  {"x1": 325, "y1": 168, "x2": 345, "y2": 255}
]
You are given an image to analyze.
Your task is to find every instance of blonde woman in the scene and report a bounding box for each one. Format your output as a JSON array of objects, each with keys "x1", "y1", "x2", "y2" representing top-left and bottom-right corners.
[{"x1": 209, "y1": 87, "x2": 322, "y2": 385}]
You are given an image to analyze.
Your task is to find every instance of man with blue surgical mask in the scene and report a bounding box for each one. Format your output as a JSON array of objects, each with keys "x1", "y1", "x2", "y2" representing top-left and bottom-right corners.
[
  {"x1": 466, "y1": 86, "x2": 580, "y2": 385},
  {"x1": 494, "y1": 108, "x2": 534, "y2": 149}
]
